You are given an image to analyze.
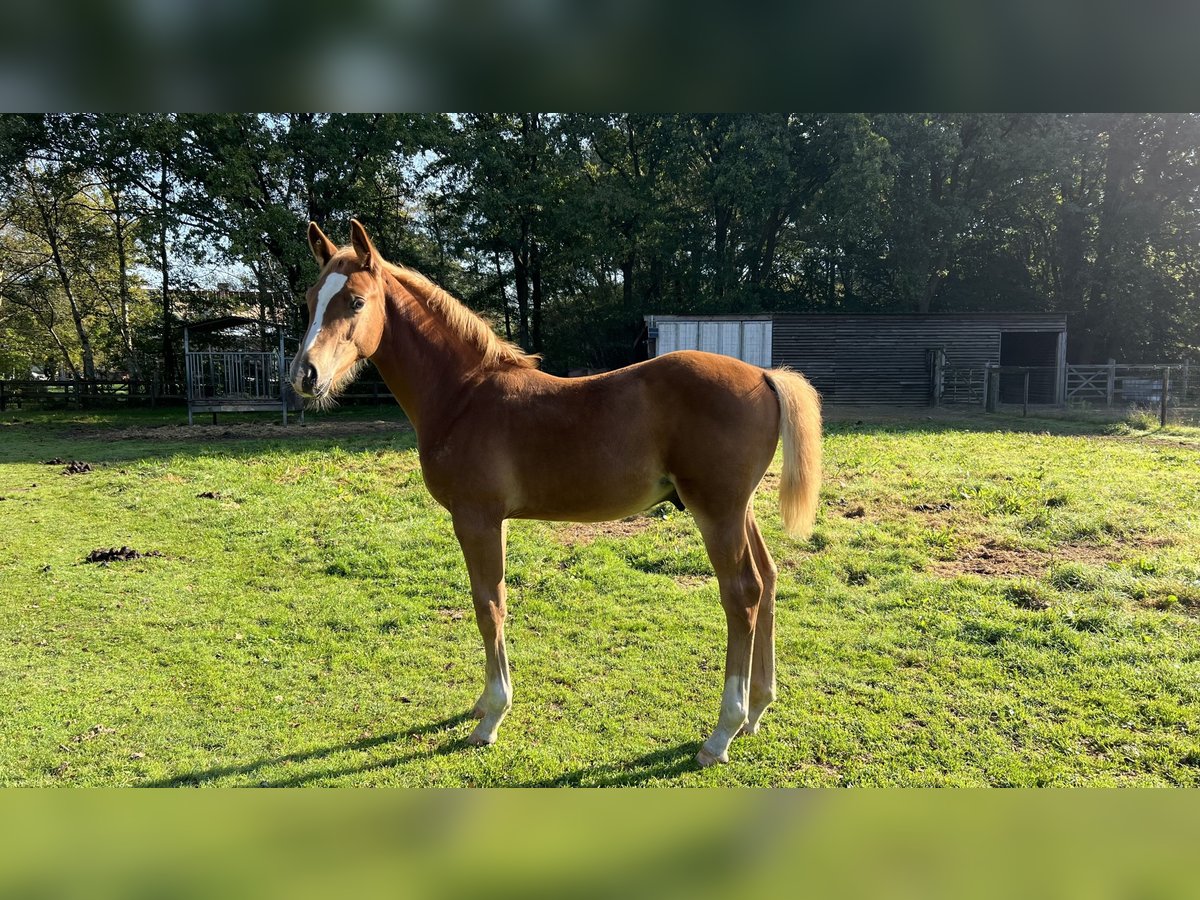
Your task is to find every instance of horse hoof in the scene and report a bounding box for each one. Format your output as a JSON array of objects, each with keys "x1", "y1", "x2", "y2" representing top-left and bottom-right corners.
[
  {"x1": 696, "y1": 746, "x2": 728, "y2": 768},
  {"x1": 466, "y1": 730, "x2": 496, "y2": 747}
]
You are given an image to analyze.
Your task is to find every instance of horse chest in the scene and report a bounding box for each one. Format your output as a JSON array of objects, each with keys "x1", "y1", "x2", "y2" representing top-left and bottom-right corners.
[{"x1": 417, "y1": 436, "x2": 515, "y2": 511}]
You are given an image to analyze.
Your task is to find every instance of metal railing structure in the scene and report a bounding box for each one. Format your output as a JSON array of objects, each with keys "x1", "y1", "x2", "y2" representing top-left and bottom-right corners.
[
  {"x1": 183, "y1": 329, "x2": 301, "y2": 425},
  {"x1": 185, "y1": 351, "x2": 281, "y2": 404}
]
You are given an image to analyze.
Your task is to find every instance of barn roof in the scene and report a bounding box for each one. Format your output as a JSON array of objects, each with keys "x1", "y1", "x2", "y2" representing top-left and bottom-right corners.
[
  {"x1": 648, "y1": 312, "x2": 1066, "y2": 327},
  {"x1": 183, "y1": 315, "x2": 268, "y2": 334}
]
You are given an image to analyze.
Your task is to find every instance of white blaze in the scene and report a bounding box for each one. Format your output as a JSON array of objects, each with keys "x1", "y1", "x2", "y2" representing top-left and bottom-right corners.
[{"x1": 301, "y1": 272, "x2": 347, "y2": 356}]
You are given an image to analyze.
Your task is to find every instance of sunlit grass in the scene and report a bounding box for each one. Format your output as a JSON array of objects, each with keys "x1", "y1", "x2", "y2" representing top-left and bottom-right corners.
[{"x1": 1, "y1": 407, "x2": 1198, "y2": 786}]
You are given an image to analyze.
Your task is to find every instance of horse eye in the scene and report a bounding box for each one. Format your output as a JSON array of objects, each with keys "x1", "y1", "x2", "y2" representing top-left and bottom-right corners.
[{"x1": 351, "y1": 296, "x2": 366, "y2": 312}]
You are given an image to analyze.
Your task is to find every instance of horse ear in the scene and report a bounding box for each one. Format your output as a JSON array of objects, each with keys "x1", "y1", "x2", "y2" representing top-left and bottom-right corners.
[
  {"x1": 349, "y1": 219, "x2": 378, "y2": 272},
  {"x1": 308, "y1": 221, "x2": 337, "y2": 267}
]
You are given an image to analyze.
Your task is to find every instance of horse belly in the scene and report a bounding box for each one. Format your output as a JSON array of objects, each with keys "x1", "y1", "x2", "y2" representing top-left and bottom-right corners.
[{"x1": 507, "y1": 443, "x2": 670, "y2": 523}]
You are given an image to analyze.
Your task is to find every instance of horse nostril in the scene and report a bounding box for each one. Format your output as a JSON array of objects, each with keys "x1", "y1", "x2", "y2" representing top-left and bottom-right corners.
[{"x1": 301, "y1": 363, "x2": 318, "y2": 392}]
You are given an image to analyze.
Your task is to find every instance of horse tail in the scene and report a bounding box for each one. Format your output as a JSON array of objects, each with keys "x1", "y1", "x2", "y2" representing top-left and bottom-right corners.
[{"x1": 764, "y1": 368, "x2": 823, "y2": 538}]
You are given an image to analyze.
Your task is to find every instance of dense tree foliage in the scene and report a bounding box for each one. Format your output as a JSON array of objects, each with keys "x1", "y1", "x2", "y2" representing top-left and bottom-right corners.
[{"x1": 1, "y1": 113, "x2": 1197, "y2": 379}]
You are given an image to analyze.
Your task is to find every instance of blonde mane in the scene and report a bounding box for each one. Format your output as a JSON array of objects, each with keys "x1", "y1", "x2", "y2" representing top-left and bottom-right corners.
[{"x1": 382, "y1": 260, "x2": 539, "y2": 370}]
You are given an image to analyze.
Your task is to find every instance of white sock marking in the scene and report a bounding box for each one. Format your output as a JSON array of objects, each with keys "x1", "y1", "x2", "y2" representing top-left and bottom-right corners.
[
  {"x1": 702, "y1": 674, "x2": 749, "y2": 761},
  {"x1": 471, "y1": 675, "x2": 512, "y2": 744}
]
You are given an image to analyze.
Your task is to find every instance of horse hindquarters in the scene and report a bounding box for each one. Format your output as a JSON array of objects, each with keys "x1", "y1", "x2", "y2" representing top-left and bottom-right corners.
[
  {"x1": 669, "y1": 362, "x2": 819, "y2": 765},
  {"x1": 690, "y1": 505, "x2": 765, "y2": 766}
]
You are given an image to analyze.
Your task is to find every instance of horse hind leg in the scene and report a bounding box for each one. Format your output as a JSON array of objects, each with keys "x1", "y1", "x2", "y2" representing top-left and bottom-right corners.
[
  {"x1": 692, "y1": 507, "x2": 764, "y2": 767},
  {"x1": 740, "y1": 513, "x2": 777, "y2": 736}
]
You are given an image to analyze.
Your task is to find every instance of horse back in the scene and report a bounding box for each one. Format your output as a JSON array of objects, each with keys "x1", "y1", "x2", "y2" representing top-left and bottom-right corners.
[{"x1": 421, "y1": 351, "x2": 780, "y2": 520}]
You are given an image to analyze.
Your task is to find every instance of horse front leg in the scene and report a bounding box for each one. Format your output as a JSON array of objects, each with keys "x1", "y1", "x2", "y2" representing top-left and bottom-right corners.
[{"x1": 453, "y1": 514, "x2": 511, "y2": 746}]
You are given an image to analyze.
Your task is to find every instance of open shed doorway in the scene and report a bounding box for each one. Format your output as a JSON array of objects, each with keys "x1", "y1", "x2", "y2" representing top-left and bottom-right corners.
[{"x1": 999, "y1": 330, "x2": 1061, "y2": 403}]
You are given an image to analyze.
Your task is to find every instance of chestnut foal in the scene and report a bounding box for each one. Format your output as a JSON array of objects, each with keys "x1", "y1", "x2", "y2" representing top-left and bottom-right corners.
[{"x1": 291, "y1": 220, "x2": 822, "y2": 767}]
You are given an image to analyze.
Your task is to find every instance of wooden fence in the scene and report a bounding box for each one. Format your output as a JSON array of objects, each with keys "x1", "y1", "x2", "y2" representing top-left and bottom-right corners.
[
  {"x1": 0, "y1": 379, "x2": 170, "y2": 411},
  {"x1": 1064, "y1": 362, "x2": 1193, "y2": 408},
  {"x1": 0, "y1": 374, "x2": 394, "y2": 412},
  {"x1": 937, "y1": 359, "x2": 1196, "y2": 422}
]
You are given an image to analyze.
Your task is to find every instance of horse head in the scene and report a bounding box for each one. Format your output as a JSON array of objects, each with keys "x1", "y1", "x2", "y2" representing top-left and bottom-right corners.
[{"x1": 290, "y1": 219, "x2": 388, "y2": 404}]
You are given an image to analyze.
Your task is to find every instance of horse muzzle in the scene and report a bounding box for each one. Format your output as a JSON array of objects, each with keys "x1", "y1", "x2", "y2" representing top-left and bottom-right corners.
[{"x1": 291, "y1": 361, "x2": 324, "y2": 398}]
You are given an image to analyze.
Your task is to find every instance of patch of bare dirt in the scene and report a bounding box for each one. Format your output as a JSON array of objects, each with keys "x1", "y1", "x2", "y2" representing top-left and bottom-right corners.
[
  {"x1": 931, "y1": 537, "x2": 1165, "y2": 578},
  {"x1": 68, "y1": 420, "x2": 411, "y2": 442},
  {"x1": 84, "y1": 546, "x2": 163, "y2": 565},
  {"x1": 555, "y1": 516, "x2": 656, "y2": 545}
]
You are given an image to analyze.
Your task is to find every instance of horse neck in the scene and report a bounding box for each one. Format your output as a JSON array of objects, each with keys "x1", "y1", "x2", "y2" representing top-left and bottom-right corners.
[{"x1": 369, "y1": 273, "x2": 483, "y2": 436}]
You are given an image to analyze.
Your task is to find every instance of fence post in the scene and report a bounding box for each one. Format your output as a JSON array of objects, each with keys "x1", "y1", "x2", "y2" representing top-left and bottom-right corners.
[
  {"x1": 1023, "y1": 370, "x2": 1030, "y2": 417},
  {"x1": 928, "y1": 348, "x2": 944, "y2": 407},
  {"x1": 0, "y1": 381, "x2": 5, "y2": 412},
  {"x1": 986, "y1": 365, "x2": 999, "y2": 412},
  {"x1": 1183, "y1": 359, "x2": 1191, "y2": 405},
  {"x1": 1106, "y1": 358, "x2": 1116, "y2": 407},
  {"x1": 279, "y1": 331, "x2": 288, "y2": 426},
  {"x1": 1160, "y1": 366, "x2": 1170, "y2": 427}
]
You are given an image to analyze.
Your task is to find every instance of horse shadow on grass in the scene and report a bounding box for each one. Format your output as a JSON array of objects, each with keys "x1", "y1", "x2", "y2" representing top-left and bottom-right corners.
[
  {"x1": 141, "y1": 712, "x2": 473, "y2": 788},
  {"x1": 143, "y1": 713, "x2": 703, "y2": 787},
  {"x1": 512, "y1": 741, "x2": 704, "y2": 787},
  {"x1": 264, "y1": 738, "x2": 703, "y2": 789}
]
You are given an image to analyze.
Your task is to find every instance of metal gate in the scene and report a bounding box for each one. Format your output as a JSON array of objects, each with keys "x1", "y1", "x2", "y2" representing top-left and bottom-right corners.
[{"x1": 183, "y1": 326, "x2": 302, "y2": 425}]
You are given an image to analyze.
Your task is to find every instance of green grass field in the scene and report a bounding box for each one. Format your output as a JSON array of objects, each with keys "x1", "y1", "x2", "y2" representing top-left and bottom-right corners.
[{"x1": 2, "y1": 404, "x2": 1198, "y2": 786}]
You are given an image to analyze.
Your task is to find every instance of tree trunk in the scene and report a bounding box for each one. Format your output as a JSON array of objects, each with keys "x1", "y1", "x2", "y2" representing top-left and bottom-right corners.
[
  {"x1": 1085, "y1": 115, "x2": 1137, "y2": 360},
  {"x1": 111, "y1": 188, "x2": 138, "y2": 376},
  {"x1": 50, "y1": 327, "x2": 78, "y2": 379},
  {"x1": 530, "y1": 238, "x2": 543, "y2": 353},
  {"x1": 714, "y1": 201, "x2": 732, "y2": 301},
  {"x1": 22, "y1": 301, "x2": 79, "y2": 379},
  {"x1": 493, "y1": 250, "x2": 512, "y2": 340},
  {"x1": 1056, "y1": 154, "x2": 1090, "y2": 319},
  {"x1": 157, "y1": 152, "x2": 176, "y2": 385},
  {"x1": 921, "y1": 269, "x2": 943, "y2": 313},
  {"x1": 256, "y1": 262, "x2": 268, "y2": 353},
  {"x1": 52, "y1": 253, "x2": 95, "y2": 381},
  {"x1": 754, "y1": 206, "x2": 784, "y2": 289},
  {"x1": 621, "y1": 255, "x2": 634, "y2": 311},
  {"x1": 32, "y1": 186, "x2": 96, "y2": 382},
  {"x1": 512, "y1": 245, "x2": 530, "y2": 349}
]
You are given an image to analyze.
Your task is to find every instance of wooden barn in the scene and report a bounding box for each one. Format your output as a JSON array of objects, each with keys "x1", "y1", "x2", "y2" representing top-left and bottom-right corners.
[{"x1": 645, "y1": 312, "x2": 1069, "y2": 406}]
